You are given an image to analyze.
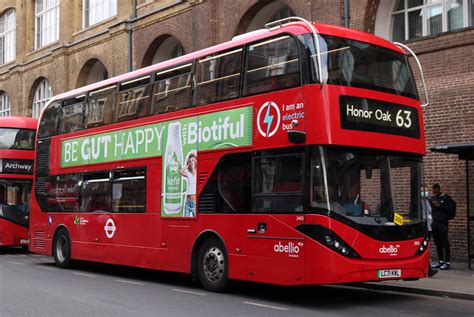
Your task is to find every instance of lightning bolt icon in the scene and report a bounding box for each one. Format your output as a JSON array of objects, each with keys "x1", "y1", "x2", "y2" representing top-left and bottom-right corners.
[{"x1": 263, "y1": 103, "x2": 274, "y2": 137}]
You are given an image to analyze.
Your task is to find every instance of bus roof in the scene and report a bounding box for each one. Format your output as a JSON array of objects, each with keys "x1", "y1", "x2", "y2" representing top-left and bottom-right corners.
[
  {"x1": 0, "y1": 116, "x2": 38, "y2": 130},
  {"x1": 41, "y1": 21, "x2": 405, "y2": 117}
]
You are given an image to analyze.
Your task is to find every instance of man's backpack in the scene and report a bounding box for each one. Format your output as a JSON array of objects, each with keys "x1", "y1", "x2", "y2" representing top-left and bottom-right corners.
[{"x1": 447, "y1": 197, "x2": 457, "y2": 220}]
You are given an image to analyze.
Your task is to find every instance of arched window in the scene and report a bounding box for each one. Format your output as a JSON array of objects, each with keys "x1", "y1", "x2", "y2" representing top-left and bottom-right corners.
[
  {"x1": 83, "y1": 0, "x2": 117, "y2": 28},
  {"x1": 0, "y1": 9, "x2": 16, "y2": 64},
  {"x1": 392, "y1": 0, "x2": 473, "y2": 42},
  {"x1": 77, "y1": 59, "x2": 109, "y2": 87},
  {"x1": 151, "y1": 37, "x2": 185, "y2": 65},
  {"x1": 0, "y1": 92, "x2": 11, "y2": 116},
  {"x1": 35, "y1": 0, "x2": 60, "y2": 49},
  {"x1": 32, "y1": 79, "x2": 53, "y2": 118},
  {"x1": 141, "y1": 35, "x2": 185, "y2": 68}
]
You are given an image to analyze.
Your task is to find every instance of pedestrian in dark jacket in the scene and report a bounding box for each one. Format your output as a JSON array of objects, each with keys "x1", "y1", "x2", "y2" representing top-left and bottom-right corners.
[{"x1": 429, "y1": 183, "x2": 455, "y2": 270}]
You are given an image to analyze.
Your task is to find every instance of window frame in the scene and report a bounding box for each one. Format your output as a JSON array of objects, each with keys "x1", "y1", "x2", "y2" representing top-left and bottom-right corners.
[
  {"x1": 251, "y1": 150, "x2": 306, "y2": 214},
  {"x1": 392, "y1": 0, "x2": 472, "y2": 41},
  {"x1": 242, "y1": 34, "x2": 303, "y2": 97},
  {"x1": 0, "y1": 92, "x2": 11, "y2": 116},
  {"x1": 35, "y1": 0, "x2": 60, "y2": 49},
  {"x1": 111, "y1": 168, "x2": 147, "y2": 213},
  {"x1": 38, "y1": 167, "x2": 147, "y2": 214},
  {"x1": 85, "y1": 85, "x2": 117, "y2": 129},
  {"x1": 0, "y1": 9, "x2": 16, "y2": 65},
  {"x1": 58, "y1": 95, "x2": 87, "y2": 134},
  {"x1": 152, "y1": 62, "x2": 193, "y2": 114},
  {"x1": 115, "y1": 75, "x2": 152, "y2": 122},
  {"x1": 192, "y1": 47, "x2": 244, "y2": 107},
  {"x1": 32, "y1": 79, "x2": 53, "y2": 119},
  {"x1": 82, "y1": 0, "x2": 118, "y2": 29}
]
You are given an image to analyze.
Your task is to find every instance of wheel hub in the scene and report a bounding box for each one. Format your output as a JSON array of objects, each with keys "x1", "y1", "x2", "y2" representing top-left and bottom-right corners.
[{"x1": 203, "y1": 246, "x2": 225, "y2": 282}]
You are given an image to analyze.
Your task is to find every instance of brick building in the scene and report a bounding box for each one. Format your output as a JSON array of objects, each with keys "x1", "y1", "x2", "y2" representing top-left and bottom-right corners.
[{"x1": 0, "y1": 0, "x2": 472, "y2": 262}]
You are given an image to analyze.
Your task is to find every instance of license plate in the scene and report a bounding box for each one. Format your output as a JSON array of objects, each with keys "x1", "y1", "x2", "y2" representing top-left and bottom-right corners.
[
  {"x1": 20, "y1": 239, "x2": 29, "y2": 244},
  {"x1": 378, "y1": 269, "x2": 401, "y2": 279}
]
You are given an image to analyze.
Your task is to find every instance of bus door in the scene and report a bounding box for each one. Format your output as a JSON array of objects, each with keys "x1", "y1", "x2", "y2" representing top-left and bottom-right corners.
[{"x1": 245, "y1": 152, "x2": 306, "y2": 285}]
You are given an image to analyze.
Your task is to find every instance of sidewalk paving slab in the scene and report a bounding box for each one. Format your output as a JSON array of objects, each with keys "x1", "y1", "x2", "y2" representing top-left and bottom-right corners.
[{"x1": 350, "y1": 263, "x2": 474, "y2": 301}]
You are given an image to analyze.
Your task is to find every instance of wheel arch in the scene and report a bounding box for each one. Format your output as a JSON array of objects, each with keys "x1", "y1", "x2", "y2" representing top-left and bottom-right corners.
[{"x1": 51, "y1": 224, "x2": 70, "y2": 255}]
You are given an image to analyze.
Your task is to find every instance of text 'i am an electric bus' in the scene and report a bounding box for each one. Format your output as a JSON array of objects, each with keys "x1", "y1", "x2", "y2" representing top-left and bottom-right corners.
[
  {"x1": 29, "y1": 17, "x2": 430, "y2": 291},
  {"x1": 0, "y1": 116, "x2": 37, "y2": 248}
]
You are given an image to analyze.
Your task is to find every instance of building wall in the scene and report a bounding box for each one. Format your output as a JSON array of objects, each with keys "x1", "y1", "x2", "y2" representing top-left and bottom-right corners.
[
  {"x1": 369, "y1": 2, "x2": 474, "y2": 263},
  {"x1": 0, "y1": 0, "x2": 472, "y2": 262}
]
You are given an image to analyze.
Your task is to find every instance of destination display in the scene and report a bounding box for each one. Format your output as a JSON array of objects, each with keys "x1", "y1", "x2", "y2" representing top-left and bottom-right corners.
[
  {"x1": 340, "y1": 96, "x2": 420, "y2": 139},
  {"x1": 0, "y1": 159, "x2": 34, "y2": 174}
]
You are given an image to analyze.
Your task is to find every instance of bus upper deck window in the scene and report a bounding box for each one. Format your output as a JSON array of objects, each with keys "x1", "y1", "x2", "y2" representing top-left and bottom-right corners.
[
  {"x1": 58, "y1": 102, "x2": 85, "y2": 134},
  {"x1": 152, "y1": 63, "x2": 192, "y2": 114},
  {"x1": 244, "y1": 35, "x2": 300, "y2": 97},
  {"x1": 85, "y1": 86, "x2": 116, "y2": 128},
  {"x1": 193, "y1": 48, "x2": 243, "y2": 106},
  {"x1": 38, "y1": 101, "x2": 60, "y2": 139},
  {"x1": 116, "y1": 76, "x2": 151, "y2": 122}
]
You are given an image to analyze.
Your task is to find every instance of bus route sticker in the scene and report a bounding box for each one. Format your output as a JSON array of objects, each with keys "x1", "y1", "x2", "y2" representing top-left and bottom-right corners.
[
  {"x1": 394, "y1": 213, "x2": 404, "y2": 226},
  {"x1": 104, "y1": 219, "x2": 116, "y2": 238}
]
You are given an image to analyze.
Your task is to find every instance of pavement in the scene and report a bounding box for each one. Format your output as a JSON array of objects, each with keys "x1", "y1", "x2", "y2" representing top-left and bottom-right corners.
[{"x1": 355, "y1": 262, "x2": 474, "y2": 301}]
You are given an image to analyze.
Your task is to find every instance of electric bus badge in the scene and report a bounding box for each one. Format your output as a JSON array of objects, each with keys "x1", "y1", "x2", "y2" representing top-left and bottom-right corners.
[{"x1": 257, "y1": 101, "x2": 281, "y2": 138}]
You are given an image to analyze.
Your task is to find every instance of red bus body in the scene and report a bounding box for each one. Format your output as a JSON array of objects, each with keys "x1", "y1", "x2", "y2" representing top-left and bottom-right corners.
[
  {"x1": 0, "y1": 116, "x2": 37, "y2": 247},
  {"x1": 29, "y1": 22, "x2": 429, "y2": 287}
]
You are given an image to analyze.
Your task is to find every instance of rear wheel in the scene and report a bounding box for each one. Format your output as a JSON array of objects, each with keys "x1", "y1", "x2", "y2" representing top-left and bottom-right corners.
[
  {"x1": 197, "y1": 238, "x2": 228, "y2": 292},
  {"x1": 53, "y1": 228, "x2": 72, "y2": 268}
]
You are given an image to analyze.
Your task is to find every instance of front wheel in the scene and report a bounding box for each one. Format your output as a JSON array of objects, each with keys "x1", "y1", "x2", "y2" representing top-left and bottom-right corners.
[
  {"x1": 53, "y1": 228, "x2": 72, "y2": 268},
  {"x1": 197, "y1": 238, "x2": 228, "y2": 292}
]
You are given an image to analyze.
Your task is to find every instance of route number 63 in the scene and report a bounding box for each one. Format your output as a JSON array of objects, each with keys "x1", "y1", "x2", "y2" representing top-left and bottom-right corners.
[{"x1": 396, "y1": 110, "x2": 412, "y2": 128}]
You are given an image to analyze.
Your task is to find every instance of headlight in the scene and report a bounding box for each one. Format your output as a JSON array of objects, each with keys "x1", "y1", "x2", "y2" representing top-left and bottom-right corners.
[
  {"x1": 297, "y1": 224, "x2": 360, "y2": 258},
  {"x1": 415, "y1": 237, "x2": 429, "y2": 255}
]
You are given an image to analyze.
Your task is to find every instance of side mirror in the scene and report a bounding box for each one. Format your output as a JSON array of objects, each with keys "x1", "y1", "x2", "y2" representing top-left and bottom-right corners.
[{"x1": 288, "y1": 130, "x2": 306, "y2": 144}]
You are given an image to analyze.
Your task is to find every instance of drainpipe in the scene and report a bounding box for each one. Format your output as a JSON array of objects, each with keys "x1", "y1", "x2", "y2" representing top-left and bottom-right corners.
[
  {"x1": 343, "y1": 0, "x2": 350, "y2": 28},
  {"x1": 128, "y1": 0, "x2": 137, "y2": 72}
]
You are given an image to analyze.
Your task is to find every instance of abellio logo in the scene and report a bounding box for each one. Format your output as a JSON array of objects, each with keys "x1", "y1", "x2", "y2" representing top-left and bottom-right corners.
[
  {"x1": 274, "y1": 241, "x2": 302, "y2": 258},
  {"x1": 379, "y1": 244, "x2": 400, "y2": 256}
]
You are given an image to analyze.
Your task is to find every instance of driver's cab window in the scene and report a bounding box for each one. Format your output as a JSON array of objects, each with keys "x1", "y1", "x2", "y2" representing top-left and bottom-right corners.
[{"x1": 253, "y1": 153, "x2": 304, "y2": 213}]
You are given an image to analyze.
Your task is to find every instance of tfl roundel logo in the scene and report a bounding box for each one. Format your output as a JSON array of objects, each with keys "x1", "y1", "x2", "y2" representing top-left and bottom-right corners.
[{"x1": 257, "y1": 101, "x2": 281, "y2": 138}]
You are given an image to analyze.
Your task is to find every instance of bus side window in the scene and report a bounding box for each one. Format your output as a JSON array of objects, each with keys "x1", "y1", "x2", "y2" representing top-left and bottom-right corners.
[
  {"x1": 112, "y1": 169, "x2": 146, "y2": 213},
  {"x1": 193, "y1": 47, "x2": 243, "y2": 106},
  {"x1": 80, "y1": 172, "x2": 111, "y2": 213},
  {"x1": 252, "y1": 154, "x2": 304, "y2": 213},
  {"x1": 244, "y1": 35, "x2": 301, "y2": 96},
  {"x1": 47, "y1": 174, "x2": 82, "y2": 212},
  {"x1": 199, "y1": 153, "x2": 251, "y2": 214},
  {"x1": 116, "y1": 76, "x2": 151, "y2": 122},
  {"x1": 151, "y1": 63, "x2": 192, "y2": 114},
  {"x1": 85, "y1": 86, "x2": 116, "y2": 129},
  {"x1": 58, "y1": 101, "x2": 85, "y2": 134},
  {"x1": 38, "y1": 101, "x2": 60, "y2": 138}
]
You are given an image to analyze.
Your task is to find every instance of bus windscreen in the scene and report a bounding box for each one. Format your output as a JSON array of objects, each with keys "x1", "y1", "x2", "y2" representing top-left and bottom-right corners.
[
  {"x1": 305, "y1": 34, "x2": 418, "y2": 99},
  {"x1": 0, "y1": 128, "x2": 36, "y2": 150}
]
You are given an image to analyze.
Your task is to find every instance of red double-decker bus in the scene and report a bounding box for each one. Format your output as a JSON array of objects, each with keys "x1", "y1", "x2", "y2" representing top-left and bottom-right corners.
[
  {"x1": 0, "y1": 116, "x2": 37, "y2": 248},
  {"x1": 30, "y1": 18, "x2": 430, "y2": 291}
]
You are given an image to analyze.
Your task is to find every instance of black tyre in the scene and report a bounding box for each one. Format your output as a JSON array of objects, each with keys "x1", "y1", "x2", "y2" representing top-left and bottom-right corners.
[
  {"x1": 197, "y1": 238, "x2": 228, "y2": 292},
  {"x1": 53, "y1": 228, "x2": 72, "y2": 268}
]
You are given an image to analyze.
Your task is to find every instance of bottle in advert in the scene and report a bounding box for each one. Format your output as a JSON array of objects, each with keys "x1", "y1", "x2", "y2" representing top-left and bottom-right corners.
[{"x1": 164, "y1": 122, "x2": 183, "y2": 214}]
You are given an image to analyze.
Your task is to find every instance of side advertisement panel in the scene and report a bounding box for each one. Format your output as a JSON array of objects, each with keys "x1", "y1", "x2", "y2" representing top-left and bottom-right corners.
[{"x1": 60, "y1": 107, "x2": 253, "y2": 217}]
